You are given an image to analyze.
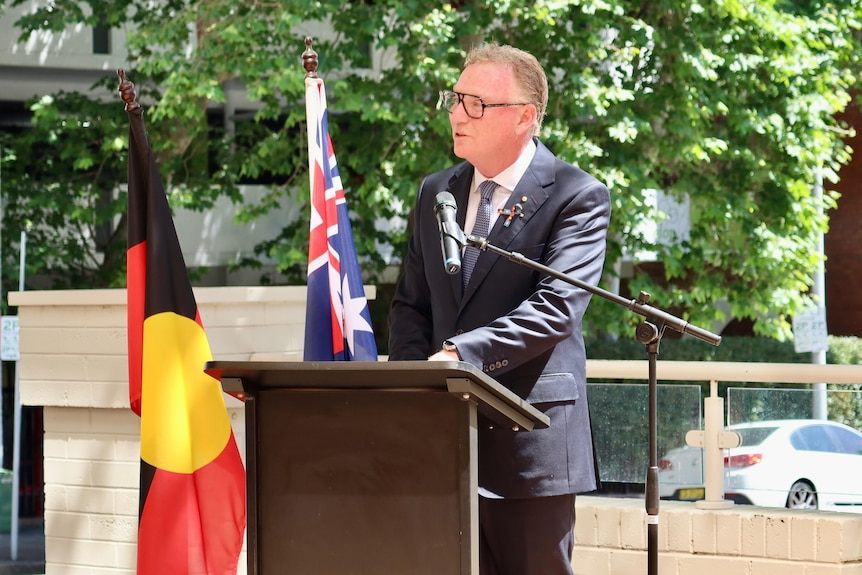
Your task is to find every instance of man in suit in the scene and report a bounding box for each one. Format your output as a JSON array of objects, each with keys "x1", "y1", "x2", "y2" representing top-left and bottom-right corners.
[{"x1": 388, "y1": 43, "x2": 611, "y2": 575}]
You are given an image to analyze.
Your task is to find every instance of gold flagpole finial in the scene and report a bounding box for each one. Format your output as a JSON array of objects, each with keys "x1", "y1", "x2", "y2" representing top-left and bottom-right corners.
[
  {"x1": 303, "y1": 37, "x2": 319, "y2": 79},
  {"x1": 117, "y1": 69, "x2": 141, "y2": 111}
]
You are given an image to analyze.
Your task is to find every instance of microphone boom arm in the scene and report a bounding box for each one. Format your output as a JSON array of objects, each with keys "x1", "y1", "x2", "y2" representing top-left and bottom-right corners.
[{"x1": 457, "y1": 232, "x2": 721, "y2": 346}]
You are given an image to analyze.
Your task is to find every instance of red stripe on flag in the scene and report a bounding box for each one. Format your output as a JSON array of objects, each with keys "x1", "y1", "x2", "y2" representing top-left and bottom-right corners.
[
  {"x1": 137, "y1": 437, "x2": 245, "y2": 575},
  {"x1": 127, "y1": 240, "x2": 146, "y2": 416}
]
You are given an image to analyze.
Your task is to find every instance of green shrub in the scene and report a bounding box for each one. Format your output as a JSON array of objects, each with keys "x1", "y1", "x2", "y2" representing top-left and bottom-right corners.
[{"x1": 587, "y1": 335, "x2": 862, "y2": 365}]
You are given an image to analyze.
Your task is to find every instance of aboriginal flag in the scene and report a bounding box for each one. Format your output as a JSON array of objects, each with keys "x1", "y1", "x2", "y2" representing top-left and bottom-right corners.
[
  {"x1": 126, "y1": 106, "x2": 245, "y2": 575},
  {"x1": 304, "y1": 75, "x2": 378, "y2": 361}
]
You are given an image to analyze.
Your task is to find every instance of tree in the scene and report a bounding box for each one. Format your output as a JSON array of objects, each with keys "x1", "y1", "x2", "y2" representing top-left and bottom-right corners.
[
  {"x1": 1, "y1": 92, "x2": 131, "y2": 290},
  {"x1": 2, "y1": 0, "x2": 860, "y2": 343}
]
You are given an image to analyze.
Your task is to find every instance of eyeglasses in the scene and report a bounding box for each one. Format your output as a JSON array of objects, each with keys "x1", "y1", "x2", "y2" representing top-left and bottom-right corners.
[{"x1": 437, "y1": 90, "x2": 529, "y2": 119}]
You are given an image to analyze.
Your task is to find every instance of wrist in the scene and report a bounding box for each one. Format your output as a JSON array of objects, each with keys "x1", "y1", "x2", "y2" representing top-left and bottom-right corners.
[{"x1": 441, "y1": 340, "x2": 461, "y2": 359}]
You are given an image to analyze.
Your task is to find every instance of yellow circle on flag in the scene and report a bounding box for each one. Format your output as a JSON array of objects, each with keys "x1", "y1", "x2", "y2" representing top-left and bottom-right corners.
[{"x1": 139, "y1": 312, "x2": 232, "y2": 474}]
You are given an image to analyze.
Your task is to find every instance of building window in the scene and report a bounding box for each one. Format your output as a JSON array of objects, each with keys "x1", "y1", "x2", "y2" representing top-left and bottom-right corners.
[
  {"x1": 355, "y1": 43, "x2": 372, "y2": 69},
  {"x1": 93, "y1": 20, "x2": 111, "y2": 54}
]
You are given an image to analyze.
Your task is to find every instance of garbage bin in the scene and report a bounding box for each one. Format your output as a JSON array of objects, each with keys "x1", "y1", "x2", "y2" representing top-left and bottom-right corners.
[{"x1": 0, "y1": 469, "x2": 12, "y2": 534}]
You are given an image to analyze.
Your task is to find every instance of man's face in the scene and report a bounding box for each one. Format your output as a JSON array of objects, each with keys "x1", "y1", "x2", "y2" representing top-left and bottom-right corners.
[{"x1": 450, "y1": 62, "x2": 534, "y2": 177}]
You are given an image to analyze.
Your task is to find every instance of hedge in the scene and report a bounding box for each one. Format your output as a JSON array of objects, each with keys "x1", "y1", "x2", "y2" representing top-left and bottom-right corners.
[{"x1": 586, "y1": 335, "x2": 862, "y2": 365}]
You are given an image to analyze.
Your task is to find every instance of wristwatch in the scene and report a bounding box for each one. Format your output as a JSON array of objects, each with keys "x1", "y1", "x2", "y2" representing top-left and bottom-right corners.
[{"x1": 441, "y1": 340, "x2": 458, "y2": 353}]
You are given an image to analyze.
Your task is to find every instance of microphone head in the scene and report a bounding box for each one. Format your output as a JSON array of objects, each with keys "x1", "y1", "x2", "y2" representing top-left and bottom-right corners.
[{"x1": 434, "y1": 191, "x2": 456, "y2": 212}]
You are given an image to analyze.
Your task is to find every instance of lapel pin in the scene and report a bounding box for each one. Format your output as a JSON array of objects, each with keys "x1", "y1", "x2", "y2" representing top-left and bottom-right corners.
[{"x1": 498, "y1": 204, "x2": 525, "y2": 227}]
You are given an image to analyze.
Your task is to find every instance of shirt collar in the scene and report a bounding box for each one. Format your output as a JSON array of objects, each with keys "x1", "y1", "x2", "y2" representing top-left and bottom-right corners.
[{"x1": 473, "y1": 139, "x2": 538, "y2": 193}]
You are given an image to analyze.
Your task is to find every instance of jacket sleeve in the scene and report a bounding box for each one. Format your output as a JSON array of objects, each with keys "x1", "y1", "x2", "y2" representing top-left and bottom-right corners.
[{"x1": 388, "y1": 177, "x2": 436, "y2": 360}]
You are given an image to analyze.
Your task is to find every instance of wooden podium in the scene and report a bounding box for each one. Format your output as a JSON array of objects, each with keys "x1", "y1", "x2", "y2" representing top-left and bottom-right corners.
[{"x1": 205, "y1": 360, "x2": 549, "y2": 575}]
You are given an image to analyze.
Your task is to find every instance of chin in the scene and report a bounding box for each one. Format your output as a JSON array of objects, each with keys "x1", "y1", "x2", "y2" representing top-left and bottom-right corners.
[{"x1": 452, "y1": 141, "x2": 470, "y2": 161}]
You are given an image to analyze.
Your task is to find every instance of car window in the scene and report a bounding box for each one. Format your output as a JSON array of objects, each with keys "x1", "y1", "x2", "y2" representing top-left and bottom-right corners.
[
  {"x1": 790, "y1": 425, "x2": 838, "y2": 452},
  {"x1": 735, "y1": 427, "x2": 777, "y2": 446},
  {"x1": 826, "y1": 426, "x2": 862, "y2": 455}
]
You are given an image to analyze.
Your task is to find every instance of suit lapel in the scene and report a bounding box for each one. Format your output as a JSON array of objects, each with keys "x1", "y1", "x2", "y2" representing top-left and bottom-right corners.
[
  {"x1": 445, "y1": 166, "x2": 474, "y2": 301},
  {"x1": 449, "y1": 166, "x2": 473, "y2": 231},
  {"x1": 491, "y1": 167, "x2": 550, "y2": 248}
]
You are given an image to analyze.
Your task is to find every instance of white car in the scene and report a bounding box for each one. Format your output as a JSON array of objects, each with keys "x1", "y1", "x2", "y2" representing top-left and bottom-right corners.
[{"x1": 658, "y1": 419, "x2": 862, "y2": 512}]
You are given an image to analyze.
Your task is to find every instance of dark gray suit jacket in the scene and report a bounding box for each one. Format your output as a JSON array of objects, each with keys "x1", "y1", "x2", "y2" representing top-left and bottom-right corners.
[{"x1": 389, "y1": 139, "x2": 611, "y2": 498}]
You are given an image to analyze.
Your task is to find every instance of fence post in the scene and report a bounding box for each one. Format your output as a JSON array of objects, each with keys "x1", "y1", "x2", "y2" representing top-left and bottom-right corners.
[{"x1": 685, "y1": 380, "x2": 740, "y2": 509}]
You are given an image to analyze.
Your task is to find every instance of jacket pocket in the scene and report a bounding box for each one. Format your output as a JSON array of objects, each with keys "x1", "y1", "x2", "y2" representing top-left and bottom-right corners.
[{"x1": 510, "y1": 372, "x2": 579, "y2": 403}]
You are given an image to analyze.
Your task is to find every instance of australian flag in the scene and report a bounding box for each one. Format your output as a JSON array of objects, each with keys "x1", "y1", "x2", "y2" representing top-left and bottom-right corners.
[{"x1": 304, "y1": 75, "x2": 378, "y2": 361}]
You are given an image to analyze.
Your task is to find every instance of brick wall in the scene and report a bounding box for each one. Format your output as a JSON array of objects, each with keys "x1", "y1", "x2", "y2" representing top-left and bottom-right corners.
[
  {"x1": 573, "y1": 496, "x2": 862, "y2": 575},
  {"x1": 42, "y1": 406, "x2": 140, "y2": 572}
]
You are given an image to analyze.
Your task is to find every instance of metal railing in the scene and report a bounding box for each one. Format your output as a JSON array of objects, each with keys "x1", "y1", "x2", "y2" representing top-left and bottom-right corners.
[{"x1": 585, "y1": 360, "x2": 862, "y2": 507}]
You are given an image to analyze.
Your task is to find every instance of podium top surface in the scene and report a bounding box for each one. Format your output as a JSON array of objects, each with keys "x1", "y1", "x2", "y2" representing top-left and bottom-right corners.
[{"x1": 206, "y1": 360, "x2": 549, "y2": 429}]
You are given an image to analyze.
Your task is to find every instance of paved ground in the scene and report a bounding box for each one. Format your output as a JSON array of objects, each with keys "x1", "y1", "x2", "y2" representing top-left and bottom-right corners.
[{"x1": 0, "y1": 519, "x2": 45, "y2": 575}]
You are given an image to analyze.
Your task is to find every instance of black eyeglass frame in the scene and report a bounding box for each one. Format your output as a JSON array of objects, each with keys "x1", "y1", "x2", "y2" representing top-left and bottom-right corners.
[{"x1": 437, "y1": 90, "x2": 530, "y2": 119}]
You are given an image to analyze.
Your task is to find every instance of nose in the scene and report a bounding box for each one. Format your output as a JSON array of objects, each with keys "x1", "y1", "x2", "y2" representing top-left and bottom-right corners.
[{"x1": 449, "y1": 102, "x2": 472, "y2": 125}]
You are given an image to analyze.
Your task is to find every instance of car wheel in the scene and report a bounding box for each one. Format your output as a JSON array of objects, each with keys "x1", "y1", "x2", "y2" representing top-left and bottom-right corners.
[{"x1": 786, "y1": 480, "x2": 818, "y2": 510}]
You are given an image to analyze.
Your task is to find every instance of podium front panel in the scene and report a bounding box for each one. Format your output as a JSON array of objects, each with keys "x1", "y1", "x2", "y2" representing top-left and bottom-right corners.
[{"x1": 254, "y1": 388, "x2": 472, "y2": 574}]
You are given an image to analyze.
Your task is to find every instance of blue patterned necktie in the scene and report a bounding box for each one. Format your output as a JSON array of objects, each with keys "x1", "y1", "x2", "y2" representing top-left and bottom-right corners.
[{"x1": 462, "y1": 180, "x2": 498, "y2": 289}]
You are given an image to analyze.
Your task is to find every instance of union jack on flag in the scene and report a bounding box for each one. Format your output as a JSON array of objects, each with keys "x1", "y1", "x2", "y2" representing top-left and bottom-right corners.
[{"x1": 304, "y1": 75, "x2": 378, "y2": 361}]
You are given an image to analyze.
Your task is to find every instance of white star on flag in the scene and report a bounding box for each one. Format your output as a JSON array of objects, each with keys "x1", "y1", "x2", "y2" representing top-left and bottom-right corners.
[{"x1": 342, "y1": 274, "x2": 375, "y2": 357}]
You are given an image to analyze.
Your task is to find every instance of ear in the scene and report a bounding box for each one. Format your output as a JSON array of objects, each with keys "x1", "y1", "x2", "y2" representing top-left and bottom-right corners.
[{"x1": 515, "y1": 104, "x2": 538, "y2": 135}]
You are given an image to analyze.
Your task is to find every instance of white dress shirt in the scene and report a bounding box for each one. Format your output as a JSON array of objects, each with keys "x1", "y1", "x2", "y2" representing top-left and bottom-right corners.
[{"x1": 463, "y1": 139, "x2": 538, "y2": 237}]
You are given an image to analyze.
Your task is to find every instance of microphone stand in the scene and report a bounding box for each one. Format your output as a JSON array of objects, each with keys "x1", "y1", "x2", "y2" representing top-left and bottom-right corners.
[{"x1": 451, "y1": 229, "x2": 721, "y2": 575}]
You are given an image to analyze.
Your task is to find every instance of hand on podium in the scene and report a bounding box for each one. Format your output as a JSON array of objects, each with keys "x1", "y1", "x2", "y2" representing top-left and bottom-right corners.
[{"x1": 428, "y1": 349, "x2": 459, "y2": 362}]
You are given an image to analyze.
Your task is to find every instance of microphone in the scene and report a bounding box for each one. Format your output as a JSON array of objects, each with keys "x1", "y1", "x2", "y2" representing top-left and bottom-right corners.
[{"x1": 434, "y1": 191, "x2": 463, "y2": 274}]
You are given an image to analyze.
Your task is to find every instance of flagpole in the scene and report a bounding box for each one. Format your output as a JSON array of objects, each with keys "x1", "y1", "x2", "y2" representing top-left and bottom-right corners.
[
  {"x1": 10, "y1": 230, "x2": 25, "y2": 560},
  {"x1": 303, "y1": 37, "x2": 320, "y2": 207},
  {"x1": 0, "y1": 154, "x2": 4, "y2": 470}
]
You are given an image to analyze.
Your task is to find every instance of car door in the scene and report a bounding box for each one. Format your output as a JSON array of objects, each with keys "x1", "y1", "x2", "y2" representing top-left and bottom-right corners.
[
  {"x1": 790, "y1": 424, "x2": 862, "y2": 511},
  {"x1": 822, "y1": 425, "x2": 862, "y2": 509}
]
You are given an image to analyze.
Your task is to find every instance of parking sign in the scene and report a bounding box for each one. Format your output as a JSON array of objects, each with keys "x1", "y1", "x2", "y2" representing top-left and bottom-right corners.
[
  {"x1": 1, "y1": 316, "x2": 19, "y2": 361},
  {"x1": 792, "y1": 307, "x2": 828, "y2": 353}
]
